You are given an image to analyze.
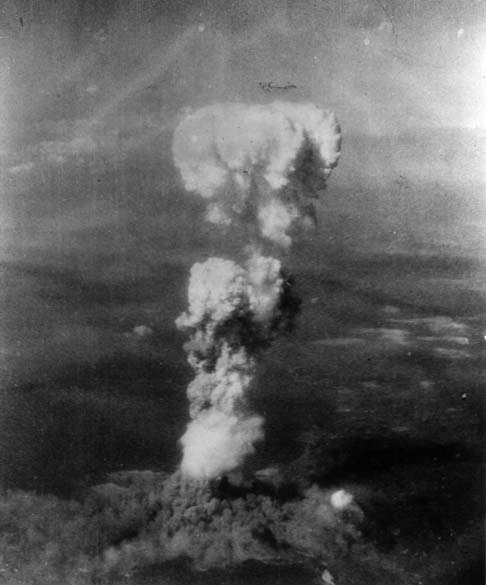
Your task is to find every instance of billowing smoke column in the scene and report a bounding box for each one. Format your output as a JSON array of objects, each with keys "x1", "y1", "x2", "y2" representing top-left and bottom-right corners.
[
  {"x1": 173, "y1": 101, "x2": 341, "y2": 480},
  {"x1": 175, "y1": 253, "x2": 299, "y2": 478}
]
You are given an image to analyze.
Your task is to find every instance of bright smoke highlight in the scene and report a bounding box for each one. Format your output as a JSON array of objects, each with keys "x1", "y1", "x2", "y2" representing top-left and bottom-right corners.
[{"x1": 173, "y1": 101, "x2": 341, "y2": 480}]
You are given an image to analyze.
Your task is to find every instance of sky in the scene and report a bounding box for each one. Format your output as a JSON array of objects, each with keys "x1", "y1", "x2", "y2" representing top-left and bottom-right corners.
[
  {"x1": 0, "y1": 0, "x2": 485, "y2": 389},
  {"x1": 0, "y1": 0, "x2": 485, "y2": 266}
]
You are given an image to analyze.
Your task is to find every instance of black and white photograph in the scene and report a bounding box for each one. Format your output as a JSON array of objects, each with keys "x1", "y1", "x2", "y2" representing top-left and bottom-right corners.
[{"x1": 0, "y1": 1, "x2": 484, "y2": 583}]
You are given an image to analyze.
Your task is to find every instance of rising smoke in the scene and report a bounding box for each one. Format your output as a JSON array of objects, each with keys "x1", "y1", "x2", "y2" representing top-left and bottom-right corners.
[
  {"x1": 175, "y1": 253, "x2": 300, "y2": 479},
  {"x1": 173, "y1": 101, "x2": 341, "y2": 480}
]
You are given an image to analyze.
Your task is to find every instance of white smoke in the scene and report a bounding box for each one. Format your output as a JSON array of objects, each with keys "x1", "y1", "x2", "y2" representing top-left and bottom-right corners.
[
  {"x1": 176, "y1": 255, "x2": 284, "y2": 332},
  {"x1": 173, "y1": 101, "x2": 340, "y2": 480},
  {"x1": 180, "y1": 410, "x2": 264, "y2": 479},
  {"x1": 176, "y1": 254, "x2": 296, "y2": 480},
  {"x1": 173, "y1": 101, "x2": 341, "y2": 247}
]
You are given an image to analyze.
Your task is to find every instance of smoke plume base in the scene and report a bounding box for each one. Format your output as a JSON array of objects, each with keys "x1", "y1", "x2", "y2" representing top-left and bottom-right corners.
[{"x1": 0, "y1": 470, "x2": 364, "y2": 584}]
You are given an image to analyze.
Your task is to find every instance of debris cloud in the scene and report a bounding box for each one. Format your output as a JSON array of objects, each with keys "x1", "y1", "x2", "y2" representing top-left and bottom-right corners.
[{"x1": 0, "y1": 470, "x2": 365, "y2": 583}]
